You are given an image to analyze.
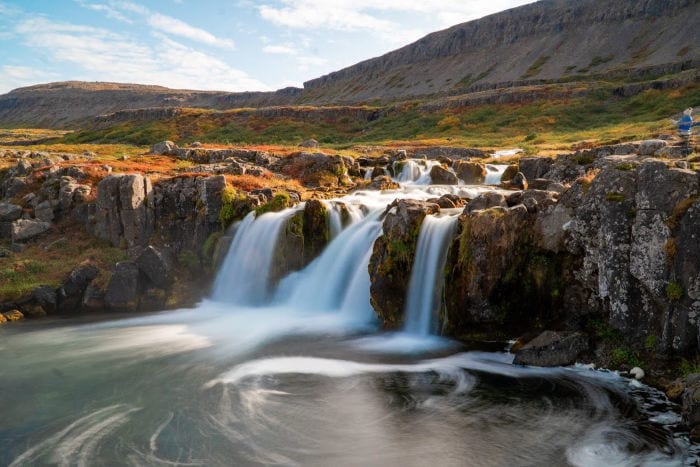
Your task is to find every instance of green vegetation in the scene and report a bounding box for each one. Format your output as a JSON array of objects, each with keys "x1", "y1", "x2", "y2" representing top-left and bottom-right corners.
[
  {"x1": 666, "y1": 281, "x2": 684, "y2": 301},
  {"x1": 52, "y1": 81, "x2": 699, "y2": 150},
  {"x1": 610, "y1": 347, "x2": 643, "y2": 367},
  {"x1": 615, "y1": 163, "x2": 635, "y2": 171},
  {"x1": 644, "y1": 335, "x2": 658, "y2": 351},
  {"x1": 522, "y1": 55, "x2": 550, "y2": 79},
  {"x1": 680, "y1": 356, "x2": 700, "y2": 376},
  {"x1": 219, "y1": 186, "x2": 248, "y2": 228},
  {"x1": 255, "y1": 192, "x2": 291, "y2": 216},
  {"x1": 606, "y1": 192, "x2": 626, "y2": 202}
]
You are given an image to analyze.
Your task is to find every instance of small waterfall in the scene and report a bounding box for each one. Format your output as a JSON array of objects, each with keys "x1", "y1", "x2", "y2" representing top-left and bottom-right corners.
[
  {"x1": 324, "y1": 200, "x2": 365, "y2": 239},
  {"x1": 485, "y1": 164, "x2": 508, "y2": 185},
  {"x1": 402, "y1": 215, "x2": 458, "y2": 335},
  {"x1": 274, "y1": 209, "x2": 382, "y2": 322},
  {"x1": 393, "y1": 159, "x2": 446, "y2": 185},
  {"x1": 212, "y1": 209, "x2": 298, "y2": 306}
]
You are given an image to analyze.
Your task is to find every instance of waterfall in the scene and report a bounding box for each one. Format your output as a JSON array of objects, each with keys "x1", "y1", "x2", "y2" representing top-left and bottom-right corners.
[
  {"x1": 274, "y1": 209, "x2": 382, "y2": 322},
  {"x1": 392, "y1": 160, "x2": 438, "y2": 184},
  {"x1": 485, "y1": 164, "x2": 508, "y2": 185},
  {"x1": 211, "y1": 209, "x2": 299, "y2": 305},
  {"x1": 402, "y1": 214, "x2": 458, "y2": 335}
]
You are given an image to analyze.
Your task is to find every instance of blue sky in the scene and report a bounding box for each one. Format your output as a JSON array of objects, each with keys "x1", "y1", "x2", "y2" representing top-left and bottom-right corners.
[{"x1": 0, "y1": 0, "x2": 535, "y2": 94}]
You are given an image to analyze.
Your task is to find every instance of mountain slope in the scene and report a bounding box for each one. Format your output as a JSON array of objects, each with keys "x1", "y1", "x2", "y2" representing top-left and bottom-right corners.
[
  {"x1": 0, "y1": 81, "x2": 299, "y2": 129},
  {"x1": 301, "y1": 0, "x2": 699, "y2": 103}
]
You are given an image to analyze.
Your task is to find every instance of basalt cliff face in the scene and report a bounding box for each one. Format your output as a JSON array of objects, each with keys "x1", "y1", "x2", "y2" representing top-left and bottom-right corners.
[
  {"x1": 301, "y1": 0, "x2": 699, "y2": 103},
  {"x1": 0, "y1": 0, "x2": 697, "y2": 128}
]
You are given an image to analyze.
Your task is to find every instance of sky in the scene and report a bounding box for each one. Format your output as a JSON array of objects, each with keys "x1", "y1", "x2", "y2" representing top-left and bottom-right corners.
[{"x1": 0, "y1": 0, "x2": 537, "y2": 95}]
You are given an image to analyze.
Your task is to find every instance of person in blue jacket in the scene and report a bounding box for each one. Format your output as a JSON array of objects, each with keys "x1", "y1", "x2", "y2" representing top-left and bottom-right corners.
[{"x1": 672, "y1": 108, "x2": 698, "y2": 156}]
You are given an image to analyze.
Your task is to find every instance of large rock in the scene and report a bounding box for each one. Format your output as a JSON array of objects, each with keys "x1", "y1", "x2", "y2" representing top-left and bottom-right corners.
[
  {"x1": 32, "y1": 285, "x2": 57, "y2": 314},
  {"x1": 368, "y1": 199, "x2": 440, "y2": 327},
  {"x1": 0, "y1": 203, "x2": 22, "y2": 221},
  {"x1": 11, "y1": 219, "x2": 51, "y2": 242},
  {"x1": 279, "y1": 152, "x2": 346, "y2": 187},
  {"x1": 519, "y1": 157, "x2": 554, "y2": 181},
  {"x1": 466, "y1": 192, "x2": 507, "y2": 212},
  {"x1": 104, "y1": 261, "x2": 141, "y2": 312},
  {"x1": 136, "y1": 245, "x2": 174, "y2": 289},
  {"x1": 429, "y1": 165, "x2": 458, "y2": 185},
  {"x1": 513, "y1": 331, "x2": 589, "y2": 366},
  {"x1": 94, "y1": 174, "x2": 154, "y2": 248},
  {"x1": 57, "y1": 263, "x2": 100, "y2": 312},
  {"x1": 367, "y1": 175, "x2": 400, "y2": 190},
  {"x1": 638, "y1": 139, "x2": 668, "y2": 156},
  {"x1": 152, "y1": 175, "x2": 226, "y2": 252},
  {"x1": 453, "y1": 161, "x2": 486, "y2": 184},
  {"x1": 150, "y1": 140, "x2": 177, "y2": 155}
]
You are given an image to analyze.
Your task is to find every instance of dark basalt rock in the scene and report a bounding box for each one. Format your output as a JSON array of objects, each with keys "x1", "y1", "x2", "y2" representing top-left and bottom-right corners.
[{"x1": 513, "y1": 331, "x2": 589, "y2": 367}]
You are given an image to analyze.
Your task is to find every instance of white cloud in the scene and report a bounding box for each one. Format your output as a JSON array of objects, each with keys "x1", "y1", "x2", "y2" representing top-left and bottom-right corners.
[
  {"x1": 258, "y1": 0, "x2": 537, "y2": 44},
  {"x1": 0, "y1": 65, "x2": 58, "y2": 93},
  {"x1": 75, "y1": 1, "x2": 133, "y2": 23},
  {"x1": 12, "y1": 17, "x2": 267, "y2": 92},
  {"x1": 263, "y1": 44, "x2": 297, "y2": 55},
  {"x1": 148, "y1": 13, "x2": 235, "y2": 49}
]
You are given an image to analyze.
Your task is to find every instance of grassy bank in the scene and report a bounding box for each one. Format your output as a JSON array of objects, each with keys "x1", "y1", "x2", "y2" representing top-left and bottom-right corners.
[{"x1": 55, "y1": 82, "x2": 700, "y2": 152}]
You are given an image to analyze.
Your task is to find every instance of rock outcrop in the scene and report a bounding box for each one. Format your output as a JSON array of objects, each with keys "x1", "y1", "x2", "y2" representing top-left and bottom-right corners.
[{"x1": 368, "y1": 199, "x2": 440, "y2": 327}]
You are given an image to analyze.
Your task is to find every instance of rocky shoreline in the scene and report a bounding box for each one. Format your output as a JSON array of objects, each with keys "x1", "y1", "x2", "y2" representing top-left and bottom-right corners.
[{"x1": 1, "y1": 138, "x2": 700, "y2": 437}]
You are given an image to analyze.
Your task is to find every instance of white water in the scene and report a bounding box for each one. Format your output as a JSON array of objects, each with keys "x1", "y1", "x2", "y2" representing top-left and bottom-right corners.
[
  {"x1": 212, "y1": 209, "x2": 299, "y2": 305},
  {"x1": 485, "y1": 164, "x2": 509, "y2": 185},
  {"x1": 402, "y1": 214, "x2": 459, "y2": 335},
  {"x1": 394, "y1": 159, "x2": 443, "y2": 184}
]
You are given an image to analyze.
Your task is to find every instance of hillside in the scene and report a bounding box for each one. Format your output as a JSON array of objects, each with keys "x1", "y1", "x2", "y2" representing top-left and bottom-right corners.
[
  {"x1": 0, "y1": 81, "x2": 300, "y2": 129},
  {"x1": 301, "y1": 0, "x2": 699, "y2": 103},
  {"x1": 0, "y1": 0, "x2": 697, "y2": 128}
]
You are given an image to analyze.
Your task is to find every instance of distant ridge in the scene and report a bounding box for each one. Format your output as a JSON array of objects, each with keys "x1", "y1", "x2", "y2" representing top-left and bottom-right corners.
[{"x1": 0, "y1": 0, "x2": 698, "y2": 128}]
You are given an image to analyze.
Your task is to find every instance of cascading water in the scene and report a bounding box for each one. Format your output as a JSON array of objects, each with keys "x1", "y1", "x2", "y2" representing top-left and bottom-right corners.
[
  {"x1": 1, "y1": 162, "x2": 693, "y2": 466},
  {"x1": 402, "y1": 214, "x2": 459, "y2": 335},
  {"x1": 212, "y1": 208, "x2": 299, "y2": 305},
  {"x1": 485, "y1": 164, "x2": 508, "y2": 185},
  {"x1": 393, "y1": 159, "x2": 443, "y2": 184}
]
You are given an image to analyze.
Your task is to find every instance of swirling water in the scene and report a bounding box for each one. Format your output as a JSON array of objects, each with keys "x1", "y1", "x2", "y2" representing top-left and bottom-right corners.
[{"x1": 0, "y1": 161, "x2": 695, "y2": 466}]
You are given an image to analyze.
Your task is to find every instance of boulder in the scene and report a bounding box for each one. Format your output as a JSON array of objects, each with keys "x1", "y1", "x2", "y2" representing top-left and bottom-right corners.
[
  {"x1": 34, "y1": 200, "x2": 54, "y2": 222},
  {"x1": 299, "y1": 139, "x2": 320, "y2": 148},
  {"x1": 500, "y1": 164, "x2": 519, "y2": 183},
  {"x1": 454, "y1": 161, "x2": 486, "y2": 184},
  {"x1": 638, "y1": 139, "x2": 668, "y2": 156},
  {"x1": 429, "y1": 165, "x2": 458, "y2": 185},
  {"x1": 150, "y1": 140, "x2": 177, "y2": 155},
  {"x1": 466, "y1": 192, "x2": 507, "y2": 212},
  {"x1": 57, "y1": 263, "x2": 100, "y2": 313},
  {"x1": 32, "y1": 285, "x2": 57, "y2": 314},
  {"x1": 136, "y1": 245, "x2": 174, "y2": 289},
  {"x1": 682, "y1": 374, "x2": 700, "y2": 430},
  {"x1": 513, "y1": 331, "x2": 589, "y2": 366},
  {"x1": 367, "y1": 176, "x2": 400, "y2": 191},
  {"x1": 104, "y1": 261, "x2": 141, "y2": 312},
  {"x1": 519, "y1": 157, "x2": 554, "y2": 181},
  {"x1": 0, "y1": 203, "x2": 22, "y2": 221},
  {"x1": 510, "y1": 172, "x2": 528, "y2": 190},
  {"x1": 11, "y1": 219, "x2": 51, "y2": 242}
]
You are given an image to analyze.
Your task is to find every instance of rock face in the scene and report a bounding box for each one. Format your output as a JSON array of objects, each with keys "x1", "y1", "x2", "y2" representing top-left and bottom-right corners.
[
  {"x1": 94, "y1": 174, "x2": 154, "y2": 249},
  {"x1": 301, "y1": 0, "x2": 699, "y2": 104},
  {"x1": 368, "y1": 199, "x2": 440, "y2": 327},
  {"x1": 104, "y1": 261, "x2": 141, "y2": 312},
  {"x1": 513, "y1": 331, "x2": 589, "y2": 367}
]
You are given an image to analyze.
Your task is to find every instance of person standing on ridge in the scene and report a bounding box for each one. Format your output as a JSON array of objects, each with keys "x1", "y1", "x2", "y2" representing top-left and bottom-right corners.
[{"x1": 672, "y1": 107, "x2": 698, "y2": 156}]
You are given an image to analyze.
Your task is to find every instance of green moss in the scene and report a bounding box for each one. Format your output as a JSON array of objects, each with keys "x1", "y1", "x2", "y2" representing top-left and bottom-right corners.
[
  {"x1": 644, "y1": 335, "x2": 658, "y2": 351},
  {"x1": 202, "y1": 231, "x2": 222, "y2": 263},
  {"x1": 615, "y1": 163, "x2": 635, "y2": 171},
  {"x1": 680, "y1": 357, "x2": 700, "y2": 376},
  {"x1": 177, "y1": 250, "x2": 200, "y2": 271},
  {"x1": 606, "y1": 192, "x2": 625, "y2": 202},
  {"x1": 255, "y1": 192, "x2": 291, "y2": 216},
  {"x1": 611, "y1": 347, "x2": 642, "y2": 367},
  {"x1": 666, "y1": 281, "x2": 683, "y2": 301},
  {"x1": 219, "y1": 186, "x2": 248, "y2": 228}
]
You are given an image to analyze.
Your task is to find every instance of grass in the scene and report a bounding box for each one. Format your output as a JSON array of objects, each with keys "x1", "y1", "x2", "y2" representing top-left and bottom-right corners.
[
  {"x1": 44, "y1": 81, "x2": 698, "y2": 152},
  {"x1": 0, "y1": 221, "x2": 127, "y2": 300}
]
